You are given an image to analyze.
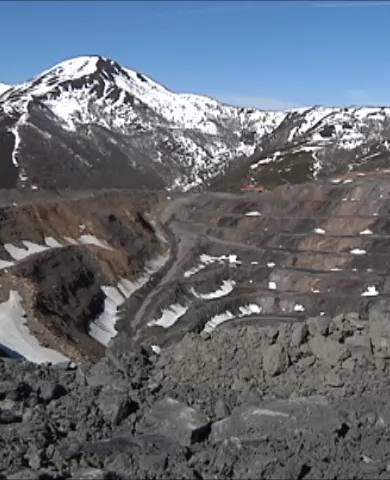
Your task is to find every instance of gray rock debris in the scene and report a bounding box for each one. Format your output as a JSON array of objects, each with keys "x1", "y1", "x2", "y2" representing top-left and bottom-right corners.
[{"x1": 4, "y1": 307, "x2": 390, "y2": 478}]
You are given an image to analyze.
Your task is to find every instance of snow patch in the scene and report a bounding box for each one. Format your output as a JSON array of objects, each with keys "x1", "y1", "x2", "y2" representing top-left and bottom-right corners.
[
  {"x1": 350, "y1": 248, "x2": 367, "y2": 255},
  {"x1": 64, "y1": 237, "x2": 78, "y2": 245},
  {"x1": 4, "y1": 241, "x2": 48, "y2": 261},
  {"x1": 89, "y1": 286, "x2": 124, "y2": 346},
  {"x1": 91, "y1": 253, "x2": 169, "y2": 345},
  {"x1": 245, "y1": 211, "x2": 262, "y2": 217},
  {"x1": 293, "y1": 304, "x2": 305, "y2": 312},
  {"x1": 148, "y1": 304, "x2": 188, "y2": 329},
  {"x1": 0, "y1": 259, "x2": 14, "y2": 270},
  {"x1": 0, "y1": 291, "x2": 68, "y2": 363},
  {"x1": 151, "y1": 345, "x2": 161, "y2": 355},
  {"x1": 238, "y1": 304, "x2": 262, "y2": 316},
  {"x1": 250, "y1": 151, "x2": 281, "y2": 170},
  {"x1": 361, "y1": 285, "x2": 379, "y2": 297},
  {"x1": 184, "y1": 253, "x2": 241, "y2": 278},
  {"x1": 79, "y1": 235, "x2": 112, "y2": 250},
  {"x1": 203, "y1": 303, "x2": 262, "y2": 333},
  {"x1": 203, "y1": 311, "x2": 234, "y2": 334},
  {"x1": 44, "y1": 237, "x2": 62, "y2": 248}
]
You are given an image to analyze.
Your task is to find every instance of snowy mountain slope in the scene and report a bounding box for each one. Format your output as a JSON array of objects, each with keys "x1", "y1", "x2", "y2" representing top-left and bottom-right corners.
[
  {"x1": 215, "y1": 105, "x2": 390, "y2": 190},
  {"x1": 0, "y1": 56, "x2": 285, "y2": 191},
  {"x1": 1, "y1": 55, "x2": 390, "y2": 192}
]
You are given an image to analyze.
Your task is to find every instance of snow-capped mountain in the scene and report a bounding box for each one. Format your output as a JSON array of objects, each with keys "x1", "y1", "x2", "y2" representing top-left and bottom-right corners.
[
  {"x1": 1, "y1": 55, "x2": 390, "y2": 192},
  {"x1": 0, "y1": 56, "x2": 284, "y2": 191}
]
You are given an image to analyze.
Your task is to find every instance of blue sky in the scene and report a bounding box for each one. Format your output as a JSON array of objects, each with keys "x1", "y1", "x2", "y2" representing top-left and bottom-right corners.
[{"x1": 1, "y1": 1, "x2": 390, "y2": 109}]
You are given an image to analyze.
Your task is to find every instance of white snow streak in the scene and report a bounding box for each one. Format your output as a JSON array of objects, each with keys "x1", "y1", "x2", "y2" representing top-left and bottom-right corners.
[
  {"x1": 4, "y1": 241, "x2": 48, "y2": 261},
  {"x1": 0, "y1": 260, "x2": 14, "y2": 270},
  {"x1": 90, "y1": 254, "x2": 169, "y2": 345},
  {"x1": 44, "y1": 237, "x2": 63, "y2": 248},
  {"x1": 184, "y1": 253, "x2": 241, "y2": 278},
  {"x1": 350, "y1": 248, "x2": 367, "y2": 255},
  {"x1": 191, "y1": 279, "x2": 236, "y2": 299},
  {"x1": 203, "y1": 311, "x2": 235, "y2": 334},
  {"x1": 79, "y1": 234, "x2": 112, "y2": 250},
  {"x1": 147, "y1": 304, "x2": 188, "y2": 329},
  {"x1": 203, "y1": 303, "x2": 262, "y2": 334}
]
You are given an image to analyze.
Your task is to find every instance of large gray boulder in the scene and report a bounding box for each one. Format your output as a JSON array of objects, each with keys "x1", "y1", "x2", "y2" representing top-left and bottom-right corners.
[
  {"x1": 308, "y1": 336, "x2": 349, "y2": 366},
  {"x1": 97, "y1": 386, "x2": 137, "y2": 426},
  {"x1": 263, "y1": 344, "x2": 288, "y2": 376},
  {"x1": 369, "y1": 299, "x2": 390, "y2": 358},
  {"x1": 307, "y1": 316, "x2": 330, "y2": 337},
  {"x1": 211, "y1": 396, "x2": 343, "y2": 444},
  {"x1": 141, "y1": 397, "x2": 210, "y2": 446},
  {"x1": 291, "y1": 322, "x2": 308, "y2": 347}
]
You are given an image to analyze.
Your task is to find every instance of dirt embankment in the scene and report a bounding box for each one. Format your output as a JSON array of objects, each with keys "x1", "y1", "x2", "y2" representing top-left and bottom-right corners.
[{"x1": 0, "y1": 190, "x2": 168, "y2": 361}]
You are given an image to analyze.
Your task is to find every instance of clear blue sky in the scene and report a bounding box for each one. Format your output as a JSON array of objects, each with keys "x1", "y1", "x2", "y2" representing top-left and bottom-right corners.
[{"x1": 2, "y1": 0, "x2": 390, "y2": 109}]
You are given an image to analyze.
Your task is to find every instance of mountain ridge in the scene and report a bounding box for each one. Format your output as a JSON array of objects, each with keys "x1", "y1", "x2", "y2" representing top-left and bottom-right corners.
[{"x1": 1, "y1": 55, "x2": 390, "y2": 192}]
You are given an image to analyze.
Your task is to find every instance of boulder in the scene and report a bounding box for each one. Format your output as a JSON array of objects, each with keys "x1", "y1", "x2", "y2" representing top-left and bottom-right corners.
[
  {"x1": 211, "y1": 396, "x2": 342, "y2": 443},
  {"x1": 308, "y1": 336, "x2": 349, "y2": 366},
  {"x1": 142, "y1": 397, "x2": 210, "y2": 446},
  {"x1": 369, "y1": 300, "x2": 390, "y2": 358},
  {"x1": 211, "y1": 405, "x2": 293, "y2": 443},
  {"x1": 97, "y1": 386, "x2": 138, "y2": 425},
  {"x1": 291, "y1": 323, "x2": 308, "y2": 347},
  {"x1": 307, "y1": 316, "x2": 330, "y2": 337},
  {"x1": 38, "y1": 382, "x2": 67, "y2": 403},
  {"x1": 215, "y1": 398, "x2": 230, "y2": 420},
  {"x1": 263, "y1": 344, "x2": 288, "y2": 376}
]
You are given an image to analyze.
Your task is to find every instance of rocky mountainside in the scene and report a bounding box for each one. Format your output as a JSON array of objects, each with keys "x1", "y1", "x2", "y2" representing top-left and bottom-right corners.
[{"x1": 2, "y1": 55, "x2": 390, "y2": 193}]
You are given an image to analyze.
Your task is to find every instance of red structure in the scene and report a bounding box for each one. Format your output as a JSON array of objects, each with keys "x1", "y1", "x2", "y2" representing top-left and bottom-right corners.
[{"x1": 240, "y1": 183, "x2": 266, "y2": 193}]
